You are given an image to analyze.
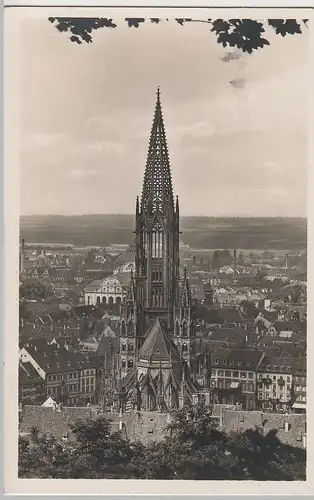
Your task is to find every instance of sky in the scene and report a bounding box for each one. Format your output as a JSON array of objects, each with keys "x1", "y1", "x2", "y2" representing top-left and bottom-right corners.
[{"x1": 20, "y1": 15, "x2": 309, "y2": 217}]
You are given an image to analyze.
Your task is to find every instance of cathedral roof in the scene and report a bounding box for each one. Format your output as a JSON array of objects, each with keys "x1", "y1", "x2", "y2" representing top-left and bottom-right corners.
[{"x1": 138, "y1": 318, "x2": 180, "y2": 361}]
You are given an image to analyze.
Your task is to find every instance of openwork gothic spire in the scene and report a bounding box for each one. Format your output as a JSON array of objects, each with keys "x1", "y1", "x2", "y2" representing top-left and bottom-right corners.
[{"x1": 141, "y1": 87, "x2": 174, "y2": 215}]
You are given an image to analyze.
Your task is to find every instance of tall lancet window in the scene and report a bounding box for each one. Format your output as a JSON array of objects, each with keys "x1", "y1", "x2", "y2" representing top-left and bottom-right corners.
[
  {"x1": 152, "y1": 287, "x2": 164, "y2": 307},
  {"x1": 152, "y1": 224, "x2": 163, "y2": 259}
]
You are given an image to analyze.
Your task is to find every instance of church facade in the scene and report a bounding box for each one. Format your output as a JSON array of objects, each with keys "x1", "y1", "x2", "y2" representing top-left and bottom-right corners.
[{"x1": 111, "y1": 89, "x2": 211, "y2": 412}]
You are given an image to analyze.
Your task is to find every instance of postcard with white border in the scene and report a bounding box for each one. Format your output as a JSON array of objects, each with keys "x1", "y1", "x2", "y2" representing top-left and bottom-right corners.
[{"x1": 3, "y1": 3, "x2": 314, "y2": 495}]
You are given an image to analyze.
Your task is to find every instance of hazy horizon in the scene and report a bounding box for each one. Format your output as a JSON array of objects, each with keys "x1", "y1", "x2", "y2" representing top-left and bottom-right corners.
[
  {"x1": 20, "y1": 15, "x2": 309, "y2": 217},
  {"x1": 20, "y1": 212, "x2": 307, "y2": 219}
]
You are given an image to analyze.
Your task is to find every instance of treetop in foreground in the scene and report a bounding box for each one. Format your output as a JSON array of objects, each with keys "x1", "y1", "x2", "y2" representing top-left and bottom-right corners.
[{"x1": 48, "y1": 17, "x2": 307, "y2": 53}]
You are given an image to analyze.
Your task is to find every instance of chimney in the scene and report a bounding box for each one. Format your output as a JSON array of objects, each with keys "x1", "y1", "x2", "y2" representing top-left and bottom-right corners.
[{"x1": 233, "y1": 250, "x2": 237, "y2": 274}]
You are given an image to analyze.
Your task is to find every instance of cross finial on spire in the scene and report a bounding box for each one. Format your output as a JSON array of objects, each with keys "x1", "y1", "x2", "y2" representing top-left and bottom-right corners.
[{"x1": 157, "y1": 86, "x2": 161, "y2": 102}]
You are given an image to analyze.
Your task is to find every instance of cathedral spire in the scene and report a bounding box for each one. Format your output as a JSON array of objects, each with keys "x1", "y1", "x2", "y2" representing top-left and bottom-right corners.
[{"x1": 141, "y1": 87, "x2": 174, "y2": 215}]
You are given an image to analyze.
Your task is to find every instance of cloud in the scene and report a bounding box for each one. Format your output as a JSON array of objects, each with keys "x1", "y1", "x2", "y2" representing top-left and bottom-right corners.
[
  {"x1": 220, "y1": 51, "x2": 244, "y2": 63},
  {"x1": 21, "y1": 132, "x2": 66, "y2": 150},
  {"x1": 229, "y1": 78, "x2": 246, "y2": 89},
  {"x1": 19, "y1": 16, "x2": 308, "y2": 217},
  {"x1": 85, "y1": 140, "x2": 124, "y2": 155}
]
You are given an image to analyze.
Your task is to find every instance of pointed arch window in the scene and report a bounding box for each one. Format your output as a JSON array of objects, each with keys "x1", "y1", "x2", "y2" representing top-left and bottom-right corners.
[
  {"x1": 152, "y1": 223, "x2": 163, "y2": 259},
  {"x1": 175, "y1": 322, "x2": 180, "y2": 337},
  {"x1": 152, "y1": 288, "x2": 164, "y2": 308},
  {"x1": 128, "y1": 321, "x2": 133, "y2": 335},
  {"x1": 182, "y1": 322, "x2": 188, "y2": 337},
  {"x1": 121, "y1": 321, "x2": 126, "y2": 336}
]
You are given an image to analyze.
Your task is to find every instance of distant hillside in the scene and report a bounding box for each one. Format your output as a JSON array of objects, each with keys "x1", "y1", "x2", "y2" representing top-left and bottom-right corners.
[{"x1": 20, "y1": 215, "x2": 307, "y2": 250}]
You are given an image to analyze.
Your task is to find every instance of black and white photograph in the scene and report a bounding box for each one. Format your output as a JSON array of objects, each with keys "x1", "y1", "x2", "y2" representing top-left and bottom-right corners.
[{"x1": 3, "y1": 5, "x2": 312, "y2": 491}]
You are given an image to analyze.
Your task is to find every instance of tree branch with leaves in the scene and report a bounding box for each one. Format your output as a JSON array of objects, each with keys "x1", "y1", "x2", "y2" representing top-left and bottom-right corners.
[{"x1": 48, "y1": 17, "x2": 307, "y2": 53}]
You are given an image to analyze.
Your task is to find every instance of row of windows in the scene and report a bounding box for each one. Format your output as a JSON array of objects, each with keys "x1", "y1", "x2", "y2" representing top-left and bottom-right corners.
[
  {"x1": 81, "y1": 377, "x2": 96, "y2": 385},
  {"x1": 212, "y1": 369, "x2": 254, "y2": 379},
  {"x1": 102, "y1": 287, "x2": 122, "y2": 293},
  {"x1": 95, "y1": 296, "x2": 122, "y2": 305},
  {"x1": 48, "y1": 384, "x2": 81, "y2": 394},
  {"x1": 258, "y1": 374, "x2": 291, "y2": 382},
  {"x1": 261, "y1": 386, "x2": 291, "y2": 394},
  {"x1": 47, "y1": 373, "x2": 79, "y2": 382},
  {"x1": 82, "y1": 369, "x2": 95, "y2": 376},
  {"x1": 213, "y1": 359, "x2": 252, "y2": 368},
  {"x1": 216, "y1": 379, "x2": 254, "y2": 392},
  {"x1": 258, "y1": 393, "x2": 289, "y2": 401},
  {"x1": 259, "y1": 382, "x2": 291, "y2": 390},
  {"x1": 68, "y1": 384, "x2": 80, "y2": 393},
  {"x1": 81, "y1": 386, "x2": 95, "y2": 394},
  {"x1": 263, "y1": 365, "x2": 292, "y2": 372}
]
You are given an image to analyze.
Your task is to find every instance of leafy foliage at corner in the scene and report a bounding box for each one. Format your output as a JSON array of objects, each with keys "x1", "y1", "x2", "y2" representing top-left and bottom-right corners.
[
  {"x1": 48, "y1": 17, "x2": 117, "y2": 44},
  {"x1": 19, "y1": 405, "x2": 306, "y2": 480},
  {"x1": 48, "y1": 17, "x2": 307, "y2": 53}
]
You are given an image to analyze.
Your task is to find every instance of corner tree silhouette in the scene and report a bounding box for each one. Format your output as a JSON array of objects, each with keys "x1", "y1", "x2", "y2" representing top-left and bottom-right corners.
[{"x1": 48, "y1": 17, "x2": 307, "y2": 53}]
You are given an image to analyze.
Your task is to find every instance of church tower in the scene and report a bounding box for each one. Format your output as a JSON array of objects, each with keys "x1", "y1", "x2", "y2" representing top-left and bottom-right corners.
[
  {"x1": 134, "y1": 88, "x2": 180, "y2": 343},
  {"x1": 116, "y1": 89, "x2": 202, "y2": 412}
]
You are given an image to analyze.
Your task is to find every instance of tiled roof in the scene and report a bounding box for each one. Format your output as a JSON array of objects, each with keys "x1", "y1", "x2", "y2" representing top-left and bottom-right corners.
[
  {"x1": 221, "y1": 409, "x2": 306, "y2": 449},
  {"x1": 84, "y1": 279, "x2": 102, "y2": 292},
  {"x1": 113, "y1": 246, "x2": 135, "y2": 267},
  {"x1": 139, "y1": 318, "x2": 180, "y2": 361},
  {"x1": 274, "y1": 321, "x2": 306, "y2": 333},
  {"x1": 217, "y1": 308, "x2": 245, "y2": 324},
  {"x1": 19, "y1": 405, "x2": 94, "y2": 440},
  {"x1": 208, "y1": 327, "x2": 256, "y2": 343},
  {"x1": 262, "y1": 310, "x2": 279, "y2": 322},
  {"x1": 19, "y1": 362, "x2": 43, "y2": 385},
  {"x1": 23, "y1": 344, "x2": 97, "y2": 374},
  {"x1": 96, "y1": 336, "x2": 119, "y2": 356},
  {"x1": 211, "y1": 348, "x2": 264, "y2": 371},
  {"x1": 259, "y1": 357, "x2": 297, "y2": 374}
]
